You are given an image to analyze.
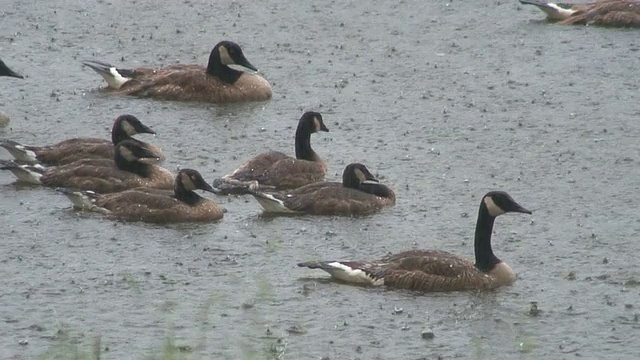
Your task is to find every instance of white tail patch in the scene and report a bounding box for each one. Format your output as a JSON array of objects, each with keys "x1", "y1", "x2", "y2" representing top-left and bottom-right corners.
[
  {"x1": 61, "y1": 190, "x2": 111, "y2": 214},
  {"x1": 5, "y1": 166, "x2": 42, "y2": 184},
  {"x1": 252, "y1": 193, "x2": 299, "y2": 213},
  {"x1": 540, "y1": 3, "x2": 576, "y2": 21},
  {"x1": 484, "y1": 196, "x2": 505, "y2": 217},
  {"x1": 1, "y1": 144, "x2": 38, "y2": 164},
  {"x1": 323, "y1": 262, "x2": 384, "y2": 286}
]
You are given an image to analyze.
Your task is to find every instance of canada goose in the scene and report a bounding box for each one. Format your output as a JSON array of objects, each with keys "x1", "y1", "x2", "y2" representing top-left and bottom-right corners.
[
  {"x1": 0, "y1": 114, "x2": 161, "y2": 165},
  {"x1": 298, "y1": 191, "x2": 532, "y2": 292},
  {"x1": 0, "y1": 139, "x2": 173, "y2": 193},
  {"x1": 0, "y1": 59, "x2": 23, "y2": 79},
  {"x1": 58, "y1": 169, "x2": 223, "y2": 223},
  {"x1": 82, "y1": 40, "x2": 272, "y2": 103},
  {"x1": 520, "y1": 0, "x2": 640, "y2": 27},
  {"x1": 212, "y1": 111, "x2": 329, "y2": 195},
  {"x1": 250, "y1": 163, "x2": 395, "y2": 216}
]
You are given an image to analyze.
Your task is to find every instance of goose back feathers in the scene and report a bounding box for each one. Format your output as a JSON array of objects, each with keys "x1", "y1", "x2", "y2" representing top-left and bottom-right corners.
[
  {"x1": 212, "y1": 111, "x2": 329, "y2": 194},
  {"x1": 298, "y1": 191, "x2": 531, "y2": 292},
  {"x1": 83, "y1": 41, "x2": 272, "y2": 103}
]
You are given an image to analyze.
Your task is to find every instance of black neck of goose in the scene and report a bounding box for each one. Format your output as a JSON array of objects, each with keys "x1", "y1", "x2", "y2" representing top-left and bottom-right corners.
[
  {"x1": 207, "y1": 54, "x2": 242, "y2": 84},
  {"x1": 174, "y1": 184, "x2": 202, "y2": 206},
  {"x1": 114, "y1": 155, "x2": 151, "y2": 177},
  {"x1": 294, "y1": 126, "x2": 318, "y2": 161},
  {"x1": 474, "y1": 202, "x2": 500, "y2": 272}
]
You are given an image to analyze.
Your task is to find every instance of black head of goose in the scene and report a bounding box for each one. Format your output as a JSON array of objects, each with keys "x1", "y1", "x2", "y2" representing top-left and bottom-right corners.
[
  {"x1": 520, "y1": 0, "x2": 640, "y2": 27},
  {"x1": 82, "y1": 40, "x2": 272, "y2": 103},
  {"x1": 0, "y1": 114, "x2": 161, "y2": 165},
  {"x1": 0, "y1": 59, "x2": 23, "y2": 79},
  {"x1": 58, "y1": 169, "x2": 224, "y2": 223},
  {"x1": 212, "y1": 111, "x2": 329, "y2": 195},
  {"x1": 298, "y1": 191, "x2": 532, "y2": 292},
  {"x1": 250, "y1": 163, "x2": 395, "y2": 216},
  {"x1": 0, "y1": 139, "x2": 173, "y2": 193}
]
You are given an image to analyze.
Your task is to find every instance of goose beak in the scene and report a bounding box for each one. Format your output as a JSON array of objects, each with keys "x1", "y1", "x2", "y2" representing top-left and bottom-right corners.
[
  {"x1": 228, "y1": 56, "x2": 258, "y2": 73},
  {"x1": 320, "y1": 123, "x2": 329, "y2": 132},
  {"x1": 140, "y1": 124, "x2": 156, "y2": 136},
  {"x1": 199, "y1": 181, "x2": 216, "y2": 194},
  {"x1": 513, "y1": 203, "x2": 532, "y2": 215}
]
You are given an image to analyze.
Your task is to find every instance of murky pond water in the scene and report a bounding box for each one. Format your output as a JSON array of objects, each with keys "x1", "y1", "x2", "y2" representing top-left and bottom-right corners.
[{"x1": 2, "y1": 0, "x2": 640, "y2": 359}]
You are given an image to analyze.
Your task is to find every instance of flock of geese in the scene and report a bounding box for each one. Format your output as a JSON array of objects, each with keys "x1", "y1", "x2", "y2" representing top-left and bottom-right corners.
[{"x1": 0, "y1": 1, "x2": 635, "y2": 293}]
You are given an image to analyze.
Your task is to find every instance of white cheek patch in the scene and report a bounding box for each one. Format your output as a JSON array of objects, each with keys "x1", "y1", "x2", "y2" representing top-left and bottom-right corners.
[
  {"x1": 325, "y1": 262, "x2": 383, "y2": 286},
  {"x1": 107, "y1": 68, "x2": 130, "y2": 89},
  {"x1": 544, "y1": 4, "x2": 576, "y2": 21},
  {"x1": 121, "y1": 121, "x2": 136, "y2": 136},
  {"x1": 218, "y1": 46, "x2": 234, "y2": 65},
  {"x1": 484, "y1": 196, "x2": 505, "y2": 217},
  {"x1": 119, "y1": 147, "x2": 135, "y2": 161},
  {"x1": 354, "y1": 168, "x2": 366, "y2": 183},
  {"x1": 181, "y1": 175, "x2": 196, "y2": 191}
]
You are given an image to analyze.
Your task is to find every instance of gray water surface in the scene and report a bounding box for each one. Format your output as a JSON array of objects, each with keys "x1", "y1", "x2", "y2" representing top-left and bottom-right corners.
[{"x1": 1, "y1": 0, "x2": 639, "y2": 359}]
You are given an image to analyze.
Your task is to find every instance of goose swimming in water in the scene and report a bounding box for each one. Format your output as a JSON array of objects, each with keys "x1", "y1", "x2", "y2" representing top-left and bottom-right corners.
[
  {"x1": 520, "y1": 0, "x2": 640, "y2": 27},
  {"x1": 0, "y1": 114, "x2": 161, "y2": 165},
  {"x1": 298, "y1": 191, "x2": 532, "y2": 292},
  {"x1": 82, "y1": 40, "x2": 272, "y2": 103},
  {"x1": 212, "y1": 111, "x2": 329, "y2": 195},
  {"x1": 250, "y1": 163, "x2": 395, "y2": 216},
  {"x1": 58, "y1": 169, "x2": 224, "y2": 223},
  {"x1": 0, "y1": 139, "x2": 172, "y2": 193}
]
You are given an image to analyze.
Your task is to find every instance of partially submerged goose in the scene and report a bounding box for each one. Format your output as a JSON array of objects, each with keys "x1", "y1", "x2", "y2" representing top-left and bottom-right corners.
[
  {"x1": 0, "y1": 139, "x2": 173, "y2": 193},
  {"x1": 250, "y1": 163, "x2": 395, "y2": 216},
  {"x1": 520, "y1": 0, "x2": 640, "y2": 27},
  {"x1": 298, "y1": 191, "x2": 532, "y2": 292},
  {"x1": 0, "y1": 59, "x2": 23, "y2": 79},
  {"x1": 0, "y1": 114, "x2": 161, "y2": 165},
  {"x1": 58, "y1": 169, "x2": 223, "y2": 223},
  {"x1": 82, "y1": 40, "x2": 272, "y2": 103},
  {"x1": 212, "y1": 111, "x2": 329, "y2": 195}
]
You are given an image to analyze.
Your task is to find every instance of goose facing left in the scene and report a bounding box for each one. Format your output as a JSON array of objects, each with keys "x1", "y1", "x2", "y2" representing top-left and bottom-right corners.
[
  {"x1": 0, "y1": 139, "x2": 173, "y2": 193},
  {"x1": 58, "y1": 169, "x2": 224, "y2": 223},
  {"x1": 82, "y1": 40, "x2": 272, "y2": 103},
  {"x1": 0, "y1": 59, "x2": 23, "y2": 79},
  {"x1": 298, "y1": 191, "x2": 532, "y2": 292},
  {"x1": 0, "y1": 114, "x2": 160, "y2": 165}
]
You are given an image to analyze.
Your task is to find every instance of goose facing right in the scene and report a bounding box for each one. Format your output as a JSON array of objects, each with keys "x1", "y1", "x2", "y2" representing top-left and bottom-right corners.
[
  {"x1": 0, "y1": 114, "x2": 160, "y2": 165},
  {"x1": 212, "y1": 111, "x2": 329, "y2": 195},
  {"x1": 0, "y1": 139, "x2": 172, "y2": 193},
  {"x1": 250, "y1": 163, "x2": 396, "y2": 216},
  {"x1": 0, "y1": 59, "x2": 23, "y2": 79},
  {"x1": 82, "y1": 40, "x2": 272, "y2": 103},
  {"x1": 58, "y1": 169, "x2": 224, "y2": 223},
  {"x1": 520, "y1": 0, "x2": 640, "y2": 27},
  {"x1": 298, "y1": 191, "x2": 532, "y2": 292}
]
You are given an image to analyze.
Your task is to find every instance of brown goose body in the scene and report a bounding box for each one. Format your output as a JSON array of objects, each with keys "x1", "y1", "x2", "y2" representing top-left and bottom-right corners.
[
  {"x1": 83, "y1": 41, "x2": 272, "y2": 103},
  {"x1": 298, "y1": 191, "x2": 532, "y2": 293},
  {"x1": 0, "y1": 140, "x2": 173, "y2": 193},
  {"x1": 520, "y1": 0, "x2": 640, "y2": 27},
  {"x1": 0, "y1": 114, "x2": 162, "y2": 165},
  {"x1": 212, "y1": 111, "x2": 329, "y2": 194},
  {"x1": 250, "y1": 163, "x2": 396, "y2": 216},
  {"x1": 59, "y1": 169, "x2": 223, "y2": 223}
]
